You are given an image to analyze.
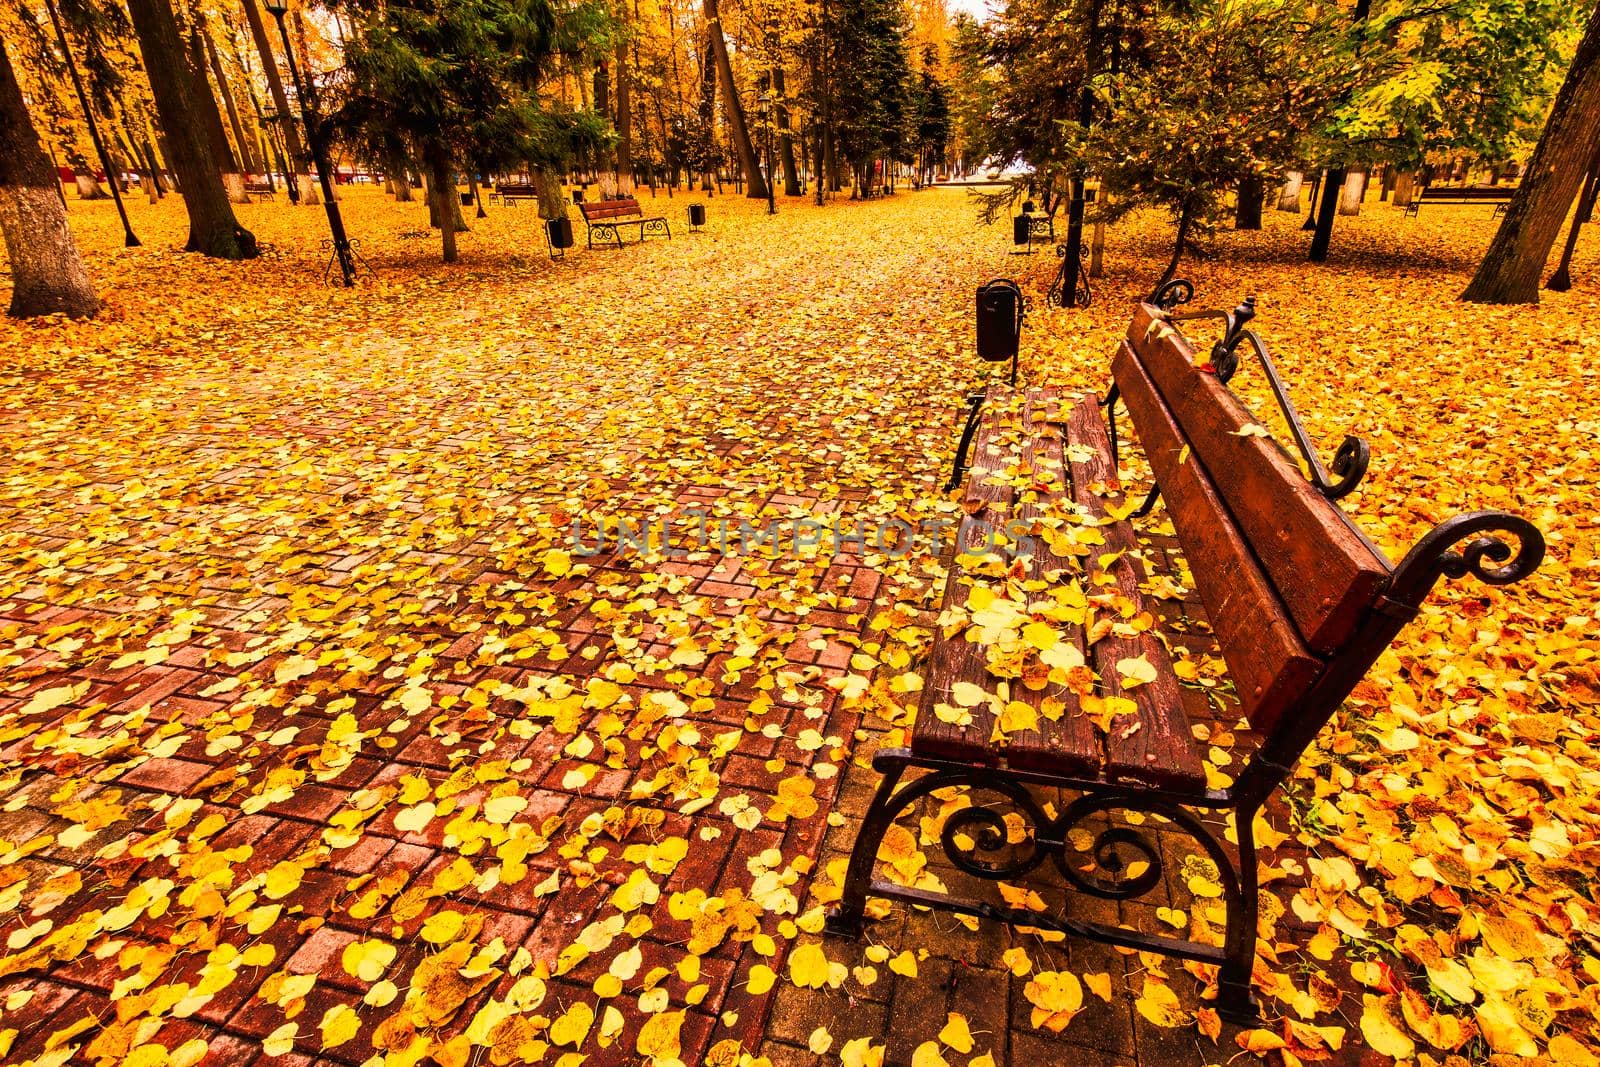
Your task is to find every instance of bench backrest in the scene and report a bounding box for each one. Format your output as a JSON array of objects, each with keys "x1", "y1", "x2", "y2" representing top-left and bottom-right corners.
[
  {"x1": 1420, "y1": 186, "x2": 1514, "y2": 200},
  {"x1": 1114, "y1": 304, "x2": 1393, "y2": 736},
  {"x1": 582, "y1": 198, "x2": 642, "y2": 220}
]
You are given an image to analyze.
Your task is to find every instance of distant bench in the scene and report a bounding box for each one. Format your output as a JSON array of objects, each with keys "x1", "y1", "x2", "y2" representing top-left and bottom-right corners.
[
  {"x1": 244, "y1": 181, "x2": 276, "y2": 202},
  {"x1": 580, "y1": 197, "x2": 670, "y2": 249},
  {"x1": 489, "y1": 183, "x2": 540, "y2": 205},
  {"x1": 1405, "y1": 185, "x2": 1516, "y2": 217}
]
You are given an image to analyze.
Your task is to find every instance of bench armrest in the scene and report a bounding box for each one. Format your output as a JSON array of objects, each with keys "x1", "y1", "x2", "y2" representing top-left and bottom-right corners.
[{"x1": 1381, "y1": 511, "x2": 1545, "y2": 614}]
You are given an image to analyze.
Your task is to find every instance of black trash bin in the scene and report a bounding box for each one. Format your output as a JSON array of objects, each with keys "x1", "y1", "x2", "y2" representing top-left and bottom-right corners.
[
  {"x1": 1013, "y1": 215, "x2": 1030, "y2": 246},
  {"x1": 461, "y1": 191, "x2": 473, "y2": 206},
  {"x1": 572, "y1": 189, "x2": 584, "y2": 204},
  {"x1": 687, "y1": 203, "x2": 706, "y2": 230},
  {"x1": 976, "y1": 278, "x2": 1025, "y2": 384},
  {"x1": 546, "y1": 217, "x2": 574, "y2": 259}
]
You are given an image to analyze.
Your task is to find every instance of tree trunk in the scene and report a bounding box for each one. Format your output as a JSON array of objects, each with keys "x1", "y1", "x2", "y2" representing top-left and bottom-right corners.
[
  {"x1": 425, "y1": 170, "x2": 466, "y2": 231},
  {"x1": 202, "y1": 23, "x2": 257, "y2": 175},
  {"x1": 1235, "y1": 174, "x2": 1263, "y2": 229},
  {"x1": 240, "y1": 0, "x2": 316, "y2": 204},
  {"x1": 704, "y1": 0, "x2": 767, "y2": 200},
  {"x1": 184, "y1": 21, "x2": 241, "y2": 189},
  {"x1": 1393, "y1": 171, "x2": 1416, "y2": 207},
  {"x1": 0, "y1": 37, "x2": 98, "y2": 318},
  {"x1": 1089, "y1": 218, "x2": 1106, "y2": 277},
  {"x1": 1276, "y1": 170, "x2": 1302, "y2": 212},
  {"x1": 1308, "y1": 167, "x2": 1344, "y2": 261},
  {"x1": 429, "y1": 155, "x2": 459, "y2": 262},
  {"x1": 535, "y1": 166, "x2": 565, "y2": 218},
  {"x1": 774, "y1": 62, "x2": 799, "y2": 196},
  {"x1": 614, "y1": 42, "x2": 632, "y2": 194},
  {"x1": 1465, "y1": 1, "x2": 1600, "y2": 303},
  {"x1": 469, "y1": 173, "x2": 486, "y2": 218},
  {"x1": 394, "y1": 168, "x2": 413, "y2": 202},
  {"x1": 74, "y1": 173, "x2": 107, "y2": 199},
  {"x1": 1153, "y1": 199, "x2": 1194, "y2": 292},
  {"x1": 1548, "y1": 142, "x2": 1600, "y2": 290},
  {"x1": 1338, "y1": 168, "x2": 1365, "y2": 215},
  {"x1": 125, "y1": 0, "x2": 256, "y2": 258}
]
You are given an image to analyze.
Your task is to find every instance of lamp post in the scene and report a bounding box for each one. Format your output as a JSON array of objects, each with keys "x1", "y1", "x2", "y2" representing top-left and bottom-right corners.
[
  {"x1": 263, "y1": 0, "x2": 358, "y2": 286},
  {"x1": 757, "y1": 92, "x2": 776, "y2": 215},
  {"x1": 42, "y1": 0, "x2": 139, "y2": 247}
]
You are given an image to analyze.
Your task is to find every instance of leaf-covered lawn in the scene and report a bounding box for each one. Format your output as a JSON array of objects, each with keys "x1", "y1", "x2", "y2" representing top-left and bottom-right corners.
[{"x1": 0, "y1": 189, "x2": 1595, "y2": 1066}]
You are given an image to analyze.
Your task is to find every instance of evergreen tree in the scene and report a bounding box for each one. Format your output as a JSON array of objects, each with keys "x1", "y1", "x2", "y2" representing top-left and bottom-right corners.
[
  {"x1": 328, "y1": 0, "x2": 578, "y2": 262},
  {"x1": 829, "y1": 0, "x2": 910, "y2": 195}
]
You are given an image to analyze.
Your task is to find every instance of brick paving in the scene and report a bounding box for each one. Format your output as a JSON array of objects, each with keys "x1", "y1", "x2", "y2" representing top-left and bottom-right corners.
[{"x1": 0, "y1": 193, "x2": 1369, "y2": 1066}]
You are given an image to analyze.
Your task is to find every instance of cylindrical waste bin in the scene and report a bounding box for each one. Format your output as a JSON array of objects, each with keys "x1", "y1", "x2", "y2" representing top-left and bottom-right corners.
[
  {"x1": 976, "y1": 279, "x2": 1025, "y2": 384},
  {"x1": 547, "y1": 217, "x2": 574, "y2": 259}
]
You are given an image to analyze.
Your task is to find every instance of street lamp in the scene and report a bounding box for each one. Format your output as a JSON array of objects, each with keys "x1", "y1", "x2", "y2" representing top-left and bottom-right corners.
[
  {"x1": 263, "y1": 0, "x2": 360, "y2": 286},
  {"x1": 757, "y1": 92, "x2": 776, "y2": 216}
]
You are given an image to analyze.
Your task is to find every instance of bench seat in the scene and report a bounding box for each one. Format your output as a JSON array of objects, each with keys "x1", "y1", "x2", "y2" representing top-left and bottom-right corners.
[{"x1": 912, "y1": 387, "x2": 1206, "y2": 792}]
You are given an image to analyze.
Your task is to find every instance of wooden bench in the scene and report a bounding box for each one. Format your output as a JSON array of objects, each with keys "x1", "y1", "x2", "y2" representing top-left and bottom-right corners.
[
  {"x1": 579, "y1": 197, "x2": 670, "y2": 249},
  {"x1": 825, "y1": 291, "x2": 1544, "y2": 1022},
  {"x1": 244, "y1": 181, "x2": 276, "y2": 202},
  {"x1": 1405, "y1": 185, "x2": 1516, "y2": 217},
  {"x1": 489, "y1": 182, "x2": 539, "y2": 205}
]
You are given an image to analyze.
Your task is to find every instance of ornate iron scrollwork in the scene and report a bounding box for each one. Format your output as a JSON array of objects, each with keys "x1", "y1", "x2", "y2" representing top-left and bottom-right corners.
[
  {"x1": 1165, "y1": 296, "x2": 1372, "y2": 501},
  {"x1": 940, "y1": 793, "x2": 1049, "y2": 880},
  {"x1": 1324, "y1": 434, "x2": 1371, "y2": 500},
  {"x1": 1152, "y1": 278, "x2": 1195, "y2": 310},
  {"x1": 643, "y1": 218, "x2": 671, "y2": 238},
  {"x1": 1048, "y1": 243, "x2": 1092, "y2": 309},
  {"x1": 1385, "y1": 511, "x2": 1546, "y2": 612},
  {"x1": 917, "y1": 779, "x2": 1241, "y2": 921}
]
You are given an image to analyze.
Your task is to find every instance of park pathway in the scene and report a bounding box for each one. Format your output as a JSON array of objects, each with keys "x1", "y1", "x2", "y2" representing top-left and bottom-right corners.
[
  {"x1": 0, "y1": 189, "x2": 1062, "y2": 1066},
  {"x1": 5, "y1": 183, "x2": 1592, "y2": 1067}
]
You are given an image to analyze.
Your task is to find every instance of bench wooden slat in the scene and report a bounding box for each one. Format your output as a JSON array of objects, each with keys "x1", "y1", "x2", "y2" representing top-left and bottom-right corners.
[
  {"x1": 582, "y1": 198, "x2": 656, "y2": 221},
  {"x1": 1005, "y1": 402, "x2": 1101, "y2": 778},
  {"x1": 914, "y1": 516, "x2": 1012, "y2": 766},
  {"x1": 1111, "y1": 345, "x2": 1323, "y2": 736},
  {"x1": 1063, "y1": 396, "x2": 1206, "y2": 791},
  {"x1": 1126, "y1": 305, "x2": 1389, "y2": 653}
]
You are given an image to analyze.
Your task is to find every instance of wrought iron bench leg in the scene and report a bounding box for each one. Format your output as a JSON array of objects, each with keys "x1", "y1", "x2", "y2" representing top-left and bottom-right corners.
[
  {"x1": 1217, "y1": 802, "x2": 1261, "y2": 1024},
  {"x1": 824, "y1": 754, "x2": 910, "y2": 938},
  {"x1": 946, "y1": 391, "x2": 988, "y2": 492}
]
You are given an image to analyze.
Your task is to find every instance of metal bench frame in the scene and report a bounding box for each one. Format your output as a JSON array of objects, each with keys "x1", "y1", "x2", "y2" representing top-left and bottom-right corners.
[{"x1": 825, "y1": 284, "x2": 1544, "y2": 1024}]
